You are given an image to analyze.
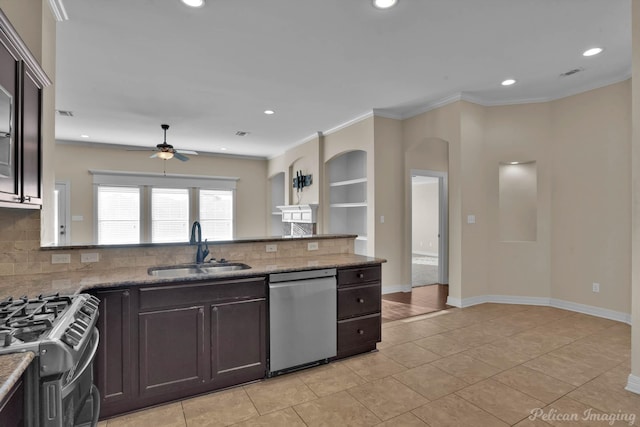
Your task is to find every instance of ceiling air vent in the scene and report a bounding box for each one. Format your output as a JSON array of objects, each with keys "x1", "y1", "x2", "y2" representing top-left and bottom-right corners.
[
  {"x1": 56, "y1": 110, "x2": 74, "y2": 117},
  {"x1": 560, "y1": 68, "x2": 584, "y2": 77},
  {"x1": 235, "y1": 131, "x2": 250, "y2": 136}
]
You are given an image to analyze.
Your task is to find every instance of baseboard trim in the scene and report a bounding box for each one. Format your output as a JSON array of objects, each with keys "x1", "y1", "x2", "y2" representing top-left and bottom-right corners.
[
  {"x1": 382, "y1": 284, "x2": 412, "y2": 295},
  {"x1": 446, "y1": 294, "x2": 631, "y2": 324},
  {"x1": 626, "y1": 374, "x2": 640, "y2": 395}
]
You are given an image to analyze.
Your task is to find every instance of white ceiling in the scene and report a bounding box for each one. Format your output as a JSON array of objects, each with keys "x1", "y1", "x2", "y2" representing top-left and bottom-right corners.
[{"x1": 54, "y1": 0, "x2": 631, "y2": 159}]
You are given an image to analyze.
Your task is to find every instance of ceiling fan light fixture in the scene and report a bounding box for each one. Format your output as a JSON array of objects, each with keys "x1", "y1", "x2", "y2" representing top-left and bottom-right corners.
[
  {"x1": 373, "y1": 0, "x2": 398, "y2": 9},
  {"x1": 157, "y1": 151, "x2": 174, "y2": 160},
  {"x1": 181, "y1": 0, "x2": 205, "y2": 8}
]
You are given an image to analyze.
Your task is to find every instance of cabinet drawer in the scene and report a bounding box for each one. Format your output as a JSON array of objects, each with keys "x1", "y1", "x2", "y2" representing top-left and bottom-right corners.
[
  {"x1": 139, "y1": 277, "x2": 266, "y2": 310},
  {"x1": 338, "y1": 265, "x2": 381, "y2": 286},
  {"x1": 337, "y1": 314, "x2": 381, "y2": 351},
  {"x1": 338, "y1": 283, "x2": 380, "y2": 320}
]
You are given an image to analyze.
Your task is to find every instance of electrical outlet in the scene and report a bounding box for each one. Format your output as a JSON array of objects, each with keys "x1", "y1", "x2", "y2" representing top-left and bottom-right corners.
[
  {"x1": 307, "y1": 242, "x2": 319, "y2": 251},
  {"x1": 592, "y1": 282, "x2": 600, "y2": 293},
  {"x1": 266, "y1": 244, "x2": 277, "y2": 253},
  {"x1": 51, "y1": 254, "x2": 71, "y2": 264},
  {"x1": 81, "y1": 253, "x2": 99, "y2": 263}
]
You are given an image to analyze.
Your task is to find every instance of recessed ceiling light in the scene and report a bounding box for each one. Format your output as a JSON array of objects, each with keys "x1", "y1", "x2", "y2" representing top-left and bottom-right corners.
[
  {"x1": 501, "y1": 79, "x2": 516, "y2": 86},
  {"x1": 583, "y1": 47, "x2": 603, "y2": 57},
  {"x1": 373, "y1": 0, "x2": 398, "y2": 9},
  {"x1": 221, "y1": 147, "x2": 227, "y2": 151},
  {"x1": 510, "y1": 161, "x2": 519, "y2": 165},
  {"x1": 80, "y1": 134, "x2": 89, "y2": 138},
  {"x1": 264, "y1": 110, "x2": 275, "y2": 115},
  {"x1": 181, "y1": 0, "x2": 204, "y2": 7}
]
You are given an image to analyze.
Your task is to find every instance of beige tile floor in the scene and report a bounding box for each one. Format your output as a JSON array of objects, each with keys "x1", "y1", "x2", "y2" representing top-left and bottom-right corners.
[{"x1": 98, "y1": 304, "x2": 639, "y2": 426}]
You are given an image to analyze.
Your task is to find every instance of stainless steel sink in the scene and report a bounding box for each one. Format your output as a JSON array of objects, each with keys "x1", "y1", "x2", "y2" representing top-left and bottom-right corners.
[{"x1": 149, "y1": 263, "x2": 251, "y2": 277}]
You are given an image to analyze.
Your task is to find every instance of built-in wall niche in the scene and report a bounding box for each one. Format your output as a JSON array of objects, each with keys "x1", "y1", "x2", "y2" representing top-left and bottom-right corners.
[
  {"x1": 499, "y1": 161, "x2": 537, "y2": 242},
  {"x1": 327, "y1": 150, "x2": 368, "y2": 255},
  {"x1": 269, "y1": 172, "x2": 285, "y2": 236}
]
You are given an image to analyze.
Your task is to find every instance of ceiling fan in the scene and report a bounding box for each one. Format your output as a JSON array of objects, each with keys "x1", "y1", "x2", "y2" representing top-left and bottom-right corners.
[{"x1": 131, "y1": 124, "x2": 198, "y2": 161}]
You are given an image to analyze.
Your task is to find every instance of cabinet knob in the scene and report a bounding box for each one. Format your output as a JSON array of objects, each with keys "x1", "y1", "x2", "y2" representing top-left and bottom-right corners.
[
  {"x1": 357, "y1": 298, "x2": 365, "y2": 304},
  {"x1": 357, "y1": 329, "x2": 364, "y2": 335},
  {"x1": 212, "y1": 307, "x2": 218, "y2": 312},
  {"x1": 123, "y1": 290, "x2": 130, "y2": 297},
  {"x1": 357, "y1": 273, "x2": 364, "y2": 279},
  {"x1": 24, "y1": 196, "x2": 31, "y2": 202}
]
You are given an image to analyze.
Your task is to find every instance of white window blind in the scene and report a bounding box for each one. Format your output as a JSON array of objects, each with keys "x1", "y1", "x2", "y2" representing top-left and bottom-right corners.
[
  {"x1": 152, "y1": 188, "x2": 189, "y2": 243},
  {"x1": 97, "y1": 186, "x2": 140, "y2": 244},
  {"x1": 200, "y1": 189, "x2": 233, "y2": 241}
]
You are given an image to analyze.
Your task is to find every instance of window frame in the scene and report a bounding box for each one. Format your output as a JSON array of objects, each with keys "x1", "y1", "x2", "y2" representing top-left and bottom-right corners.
[{"x1": 91, "y1": 170, "x2": 238, "y2": 244}]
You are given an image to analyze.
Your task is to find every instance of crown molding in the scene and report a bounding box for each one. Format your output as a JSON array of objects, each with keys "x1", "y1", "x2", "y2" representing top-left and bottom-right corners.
[
  {"x1": 323, "y1": 110, "x2": 374, "y2": 136},
  {"x1": 48, "y1": 0, "x2": 69, "y2": 22},
  {"x1": 0, "y1": 10, "x2": 52, "y2": 87}
]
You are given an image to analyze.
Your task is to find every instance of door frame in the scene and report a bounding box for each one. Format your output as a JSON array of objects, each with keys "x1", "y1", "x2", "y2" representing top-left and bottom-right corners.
[
  {"x1": 55, "y1": 181, "x2": 71, "y2": 245},
  {"x1": 410, "y1": 169, "x2": 448, "y2": 285}
]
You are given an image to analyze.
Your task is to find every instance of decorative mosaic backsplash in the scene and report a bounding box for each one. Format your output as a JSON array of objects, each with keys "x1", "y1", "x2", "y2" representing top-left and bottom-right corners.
[
  {"x1": 283, "y1": 222, "x2": 316, "y2": 237},
  {"x1": 0, "y1": 209, "x2": 353, "y2": 278}
]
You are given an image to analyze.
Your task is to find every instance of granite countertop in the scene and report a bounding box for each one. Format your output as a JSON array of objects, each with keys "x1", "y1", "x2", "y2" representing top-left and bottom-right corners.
[
  {"x1": 0, "y1": 352, "x2": 35, "y2": 404},
  {"x1": 0, "y1": 253, "x2": 385, "y2": 401}
]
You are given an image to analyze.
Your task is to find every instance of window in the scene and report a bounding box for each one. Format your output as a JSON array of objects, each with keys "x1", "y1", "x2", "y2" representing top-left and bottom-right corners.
[
  {"x1": 97, "y1": 186, "x2": 140, "y2": 244},
  {"x1": 152, "y1": 188, "x2": 189, "y2": 243},
  {"x1": 200, "y1": 189, "x2": 233, "y2": 240},
  {"x1": 91, "y1": 170, "x2": 238, "y2": 245}
]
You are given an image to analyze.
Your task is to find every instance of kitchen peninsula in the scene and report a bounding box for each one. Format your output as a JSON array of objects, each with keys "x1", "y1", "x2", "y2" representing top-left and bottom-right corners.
[{"x1": 0, "y1": 234, "x2": 385, "y2": 420}]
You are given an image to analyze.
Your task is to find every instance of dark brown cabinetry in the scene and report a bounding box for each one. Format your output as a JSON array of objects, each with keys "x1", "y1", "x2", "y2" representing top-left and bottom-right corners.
[
  {"x1": 93, "y1": 277, "x2": 267, "y2": 419},
  {"x1": 0, "y1": 377, "x2": 24, "y2": 427},
  {"x1": 0, "y1": 11, "x2": 48, "y2": 208},
  {"x1": 336, "y1": 265, "x2": 382, "y2": 359}
]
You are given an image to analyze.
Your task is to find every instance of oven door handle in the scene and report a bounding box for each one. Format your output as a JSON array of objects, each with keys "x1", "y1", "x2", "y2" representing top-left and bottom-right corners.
[{"x1": 61, "y1": 328, "x2": 100, "y2": 398}]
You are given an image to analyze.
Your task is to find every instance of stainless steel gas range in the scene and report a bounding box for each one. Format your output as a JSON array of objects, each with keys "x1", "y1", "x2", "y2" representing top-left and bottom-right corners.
[{"x1": 0, "y1": 293, "x2": 101, "y2": 427}]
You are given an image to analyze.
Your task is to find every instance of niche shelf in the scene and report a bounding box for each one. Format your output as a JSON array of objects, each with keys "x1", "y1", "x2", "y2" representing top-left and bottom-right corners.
[{"x1": 327, "y1": 150, "x2": 368, "y2": 256}]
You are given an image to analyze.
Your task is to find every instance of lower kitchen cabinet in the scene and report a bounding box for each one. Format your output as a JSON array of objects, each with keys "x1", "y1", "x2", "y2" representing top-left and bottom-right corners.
[
  {"x1": 92, "y1": 277, "x2": 267, "y2": 419},
  {"x1": 0, "y1": 377, "x2": 24, "y2": 427},
  {"x1": 335, "y1": 265, "x2": 382, "y2": 359},
  {"x1": 138, "y1": 305, "x2": 206, "y2": 397},
  {"x1": 211, "y1": 299, "x2": 266, "y2": 387}
]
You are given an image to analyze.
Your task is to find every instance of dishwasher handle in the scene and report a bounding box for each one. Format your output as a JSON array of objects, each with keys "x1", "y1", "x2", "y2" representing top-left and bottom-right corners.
[{"x1": 269, "y1": 268, "x2": 336, "y2": 283}]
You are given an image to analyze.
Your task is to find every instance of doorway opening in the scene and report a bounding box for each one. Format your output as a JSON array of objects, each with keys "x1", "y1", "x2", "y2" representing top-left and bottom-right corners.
[{"x1": 411, "y1": 170, "x2": 448, "y2": 287}]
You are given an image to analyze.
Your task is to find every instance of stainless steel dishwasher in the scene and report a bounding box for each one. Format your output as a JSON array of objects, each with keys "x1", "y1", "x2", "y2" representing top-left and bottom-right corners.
[{"x1": 268, "y1": 268, "x2": 337, "y2": 375}]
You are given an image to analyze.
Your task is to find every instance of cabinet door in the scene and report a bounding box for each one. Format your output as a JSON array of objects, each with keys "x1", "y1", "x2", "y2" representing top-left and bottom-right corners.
[
  {"x1": 0, "y1": 34, "x2": 19, "y2": 203},
  {"x1": 210, "y1": 299, "x2": 266, "y2": 387},
  {"x1": 139, "y1": 306, "x2": 206, "y2": 397},
  {"x1": 20, "y1": 69, "x2": 41, "y2": 205},
  {"x1": 94, "y1": 289, "x2": 132, "y2": 416},
  {"x1": 0, "y1": 378, "x2": 24, "y2": 427}
]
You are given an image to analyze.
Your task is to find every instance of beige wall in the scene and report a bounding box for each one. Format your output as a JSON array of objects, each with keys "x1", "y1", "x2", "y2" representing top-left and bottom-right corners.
[
  {"x1": 54, "y1": 143, "x2": 268, "y2": 244},
  {"x1": 411, "y1": 182, "x2": 439, "y2": 255},
  {"x1": 630, "y1": 0, "x2": 639, "y2": 381},
  {"x1": 551, "y1": 81, "x2": 631, "y2": 313},
  {"x1": 484, "y1": 102, "x2": 552, "y2": 300}
]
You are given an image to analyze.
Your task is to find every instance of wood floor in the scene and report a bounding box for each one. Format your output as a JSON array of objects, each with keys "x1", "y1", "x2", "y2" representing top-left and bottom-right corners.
[{"x1": 381, "y1": 284, "x2": 450, "y2": 323}]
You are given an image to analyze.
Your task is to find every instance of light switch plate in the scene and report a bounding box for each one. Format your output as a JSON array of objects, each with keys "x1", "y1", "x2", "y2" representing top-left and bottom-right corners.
[
  {"x1": 307, "y1": 242, "x2": 319, "y2": 251},
  {"x1": 467, "y1": 215, "x2": 476, "y2": 224}
]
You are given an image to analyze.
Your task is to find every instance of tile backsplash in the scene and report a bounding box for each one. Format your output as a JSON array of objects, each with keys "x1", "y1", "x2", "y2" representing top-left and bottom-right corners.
[{"x1": 0, "y1": 209, "x2": 354, "y2": 278}]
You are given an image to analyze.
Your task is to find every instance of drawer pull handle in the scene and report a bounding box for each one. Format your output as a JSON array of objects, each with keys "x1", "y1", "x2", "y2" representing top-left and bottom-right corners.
[
  {"x1": 357, "y1": 273, "x2": 364, "y2": 279},
  {"x1": 357, "y1": 329, "x2": 364, "y2": 335},
  {"x1": 357, "y1": 298, "x2": 365, "y2": 304}
]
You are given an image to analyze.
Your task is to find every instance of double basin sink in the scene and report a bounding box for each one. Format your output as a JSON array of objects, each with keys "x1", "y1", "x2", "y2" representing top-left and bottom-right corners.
[{"x1": 149, "y1": 262, "x2": 251, "y2": 278}]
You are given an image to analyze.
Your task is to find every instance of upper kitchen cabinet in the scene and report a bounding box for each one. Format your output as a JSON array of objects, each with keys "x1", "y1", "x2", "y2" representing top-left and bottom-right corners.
[
  {"x1": 0, "y1": 11, "x2": 50, "y2": 209},
  {"x1": 327, "y1": 150, "x2": 368, "y2": 255}
]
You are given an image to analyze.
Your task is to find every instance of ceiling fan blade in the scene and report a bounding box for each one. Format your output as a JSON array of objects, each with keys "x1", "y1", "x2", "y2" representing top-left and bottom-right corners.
[
  {"x1": 175, "y1": 149, "x2": 198, "y2": 155},
  {"x1": 150, "y1": 153, "x2": 159, "y2": 158},
  {"x1": 174, "y1": 152, "x2": 190, "y2": 162},
  {"x1": 127, "y1": 148, "x2": 156, "y2": 152}
]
